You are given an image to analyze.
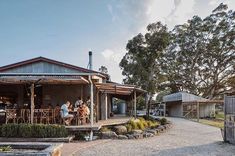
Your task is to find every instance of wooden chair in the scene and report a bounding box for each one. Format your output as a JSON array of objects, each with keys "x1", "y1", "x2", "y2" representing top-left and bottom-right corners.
[
  {"x1": 5, "y1": 109, "x2": 17, "y2": 124},
  {"x1": 40, "y1": 109, "x2": 50, "y2": 124},
  {"x1": 33, "y1": 109, "x2": 41, "y2": 123},
  {"x1": 78, "y1": 107, "x2": 86, "y2": 125},
  {"x1": 25, "y1": 109, "x2": 31, "y2": 123},
  {"x1": 17, "y1": 109, "x2": 27, "y2": 123},
  {"x1": 54, "y1": 107, "x2": 61, "y2": 124}
]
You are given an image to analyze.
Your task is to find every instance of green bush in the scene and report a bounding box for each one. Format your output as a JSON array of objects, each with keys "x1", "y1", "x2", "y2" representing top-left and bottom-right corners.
[
  {"x1": 0, "y1": 124, "x2": 68, "y2": 138},
  {"x1": 142, "y1": 115, "x2": 156, "y2": 122},
  {"x1": 160, "y1": 118, "x2": 167, "y2": 125}
]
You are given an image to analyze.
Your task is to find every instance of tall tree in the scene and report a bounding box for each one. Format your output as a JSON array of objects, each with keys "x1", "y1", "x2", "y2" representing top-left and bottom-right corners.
[
  {"x1": 99, "y1": 66, "x2": 108, "y2": 74},
  {"x1": 120, "y1": 22, "x2": 170, "y2": 117},
  {"x1": 162, "y1": 3, "x2": 235, "y2": 99}
]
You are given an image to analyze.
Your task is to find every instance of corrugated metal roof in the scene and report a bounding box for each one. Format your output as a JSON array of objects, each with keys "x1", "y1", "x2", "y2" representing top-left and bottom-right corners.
[{"x1": 163, "y1": 92, "x2": 206, "y2": 102}]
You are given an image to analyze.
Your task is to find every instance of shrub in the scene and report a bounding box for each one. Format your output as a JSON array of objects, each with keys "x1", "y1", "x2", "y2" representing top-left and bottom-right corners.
[
  {"x1": 113, "y1": 126, "x2": 127, "y2": 135},
  {"x1": 160, "y1": 118, "x2": 167, "y2": 125},
  {"x1": 125, "y1": 124, "x2": 132, "y2": 132},
  {"x1": 142, "y1": 115, "x2": 156, "y2": 122},
  {"x1": 129, "y1": 120, "x2": 138, "y2": 130},
  {"x1": 100, "y1": 127, "x2": 111, "y2": 132},
  {"x1": 138, "y1": 117, "x2": 148, "y2": 127},
  {"x1": 0, "y1": 124, "x2": 68, "y2": 138},
  {"x1": 136, "y1": 121, "x2": 145, "y2": 130}
]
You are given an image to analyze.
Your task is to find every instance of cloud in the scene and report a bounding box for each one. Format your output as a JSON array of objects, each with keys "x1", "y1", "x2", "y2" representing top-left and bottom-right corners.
[
  {"x1": 107, "y1": 4, "x2": 117, "y2": 22},
  {"x1": 101, "y1": 49, "x2": 123, "y2": 63}
]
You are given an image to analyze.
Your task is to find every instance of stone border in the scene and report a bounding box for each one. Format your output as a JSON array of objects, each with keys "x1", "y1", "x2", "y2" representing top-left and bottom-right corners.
[
  {"x1": 100, "y1": 123, "x2": 173, "y2": 140},
  {"x1": 0, "y1": 136, "x2": 75, "y2": 143}
]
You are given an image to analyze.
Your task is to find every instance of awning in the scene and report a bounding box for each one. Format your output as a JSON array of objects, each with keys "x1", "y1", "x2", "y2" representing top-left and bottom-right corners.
[
  {"x1": 0, "y1": 75, "x2": 89, "y2": 84},
  {"x1": 95, "y1": 82, "x2": 146, "y2": 100}
]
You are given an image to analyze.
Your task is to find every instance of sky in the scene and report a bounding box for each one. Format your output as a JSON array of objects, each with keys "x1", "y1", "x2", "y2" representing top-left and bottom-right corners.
[{"x1": 0, "y1": 0, "x2": 234, "y2": 83}]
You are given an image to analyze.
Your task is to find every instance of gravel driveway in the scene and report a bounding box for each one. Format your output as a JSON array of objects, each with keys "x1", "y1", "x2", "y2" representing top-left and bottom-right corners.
[{"x1": 74, "y1": 117, "x2": 235, "y2": 156}]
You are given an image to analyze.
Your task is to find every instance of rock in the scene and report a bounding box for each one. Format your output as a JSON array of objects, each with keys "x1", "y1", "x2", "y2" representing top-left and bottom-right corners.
[
  {"x1": 101, "y1": 131, "x2": 118, "y2": 139},
  {"x1": 113, "y1": 125, "x2": 127, "y2": 135},
  {"x1": 132, "y1": 133, "x2": 143, "y2": 139},
  {"x1": 157, "y1": 125, "x2": 165, "y2": 132},
  {"x1": 143, "y1": 132, "x2": 154, "y2": 138},
  {"x1": 131, "y1": 129, "x2": 143, "y2": 134},
  {"x1": 118, "y1": 135, "x2": 128, "y2": 140},
  {"x1": 154, "y1": 128, "x2": 161, "y2": 135},
  {"x1": 145, "y1": 129, "x2": 157, "y2": 135},
  {"x1": 126, "y1": 134, "x2": 135, "y2": 139}
]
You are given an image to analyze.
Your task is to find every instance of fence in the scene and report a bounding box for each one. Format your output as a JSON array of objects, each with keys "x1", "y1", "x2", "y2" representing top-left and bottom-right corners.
[{"x1": 224, "y1": 95, "x2": 235, "y2": 144}]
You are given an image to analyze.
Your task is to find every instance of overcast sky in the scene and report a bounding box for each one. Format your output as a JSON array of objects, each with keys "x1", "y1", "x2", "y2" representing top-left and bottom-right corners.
[{"x1": 0, "y1": 0, "x2": 234, "y2": 82}]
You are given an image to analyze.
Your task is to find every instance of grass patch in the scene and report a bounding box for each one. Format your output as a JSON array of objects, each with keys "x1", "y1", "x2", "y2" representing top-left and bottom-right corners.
[
  {"x1": 215, "y1": 112, "x2": 224, "y2": 120},
  {"x1": 199, "y1": 119, "x2": 224, "y2": 129}
]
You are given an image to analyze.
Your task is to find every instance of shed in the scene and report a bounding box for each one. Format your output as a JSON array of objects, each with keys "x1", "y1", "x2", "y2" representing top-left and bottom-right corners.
[{"x1": 163, "y1": 92, "x2": 223, "y2": 119}]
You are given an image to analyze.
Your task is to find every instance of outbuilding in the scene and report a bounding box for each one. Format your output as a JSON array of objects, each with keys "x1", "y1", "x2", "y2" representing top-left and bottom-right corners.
[{"x1": 163, "y1": 92, "x2": 223, "y2": 120}]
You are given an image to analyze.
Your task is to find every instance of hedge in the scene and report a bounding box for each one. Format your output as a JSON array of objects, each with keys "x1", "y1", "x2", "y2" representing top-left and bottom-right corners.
[{"x1": 0, "y1": 124, "x2": 68, "y2": 138}]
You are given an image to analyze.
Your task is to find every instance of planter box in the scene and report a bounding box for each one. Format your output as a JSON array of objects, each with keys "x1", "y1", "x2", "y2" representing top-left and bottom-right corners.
[
  {"x1": 0, "y1": 136, "x2": 74, "y2": 143},
  {"x1": 0, "y1": 143, "x2": 63, "y2": 156}
]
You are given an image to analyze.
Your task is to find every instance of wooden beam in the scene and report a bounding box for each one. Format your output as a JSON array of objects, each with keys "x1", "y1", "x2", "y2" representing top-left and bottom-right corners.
[{"x1": 96, "y1": 90, "x2": 99, "y2": 122}]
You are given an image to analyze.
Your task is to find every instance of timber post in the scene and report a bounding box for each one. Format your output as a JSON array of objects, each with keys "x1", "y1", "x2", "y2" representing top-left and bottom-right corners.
[
  {"x1": 30, "y1": 83, "x2": 35, "y2": 124},
  {"x1": 197, "y1": 102, "x2": 199, "y2": 122},
  {"x1": 134, "y1": 90, "x2": 137, "y2": 119}
]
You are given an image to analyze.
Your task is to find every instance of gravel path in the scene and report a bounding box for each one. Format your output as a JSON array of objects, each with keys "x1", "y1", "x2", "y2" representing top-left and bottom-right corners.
[{"x1": 74, "y1": 117, "x2": 235, "y2": 156}]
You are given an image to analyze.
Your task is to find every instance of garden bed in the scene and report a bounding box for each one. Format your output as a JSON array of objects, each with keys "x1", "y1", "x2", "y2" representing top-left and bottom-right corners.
[{"x1": 98, "y1": 117, "x2": 172, "y2": 140}]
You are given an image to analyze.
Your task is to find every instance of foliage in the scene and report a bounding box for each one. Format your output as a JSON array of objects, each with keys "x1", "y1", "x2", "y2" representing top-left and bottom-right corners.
[
  {"x1": 160, "y1": 118, "x2": 167, "y2": 125},
  {"x1": 129, "y1": 120, "x2": 138, "y2": 130},
  {"x1": 100, "y1": 127, "x2": 111, "y2": 132},
  {"x1": 120, "y1": 3, "x2": 235, "y2": 101},
  {"x1": 136, "y1": 96, "x2": 146, "y2": 110},
  {"x1": 99, "y1": 66, "x2": 108, "y2": 74},
  {"x1": 125, "y1": 124, "x2": 132, "y2": 133},
  {"x1": 126, "y1": 118, "x2": 159, "y2": 131},
  {"x1": 142, "y1": 115, "x2": 157, "y2": 122},
  {"x1": 155, "y1": 90, "x2": 171, "y2": 102},
  {"x1": 161, "y1": 3, "x2": 235, "y2": 98},
  {"x1": 120, "y1": 22, "x2": 170, "y2": 117},
  {"x1": 0, "y1": 146, "x2": 11, "y2": 152},
  {"x1": 0, "y1": 124, "x2": 68, "y2": 138}
]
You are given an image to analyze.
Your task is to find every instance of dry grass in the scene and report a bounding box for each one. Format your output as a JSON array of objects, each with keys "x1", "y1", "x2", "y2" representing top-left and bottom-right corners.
[{"x1": 199, "y1": 119, "x2": 224, "y2": 129}]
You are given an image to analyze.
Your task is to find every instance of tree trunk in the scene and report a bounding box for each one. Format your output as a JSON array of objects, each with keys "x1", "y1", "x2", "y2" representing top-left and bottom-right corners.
[{"x1": 146, "y1": 93, "x2": 152, "y2": 119}]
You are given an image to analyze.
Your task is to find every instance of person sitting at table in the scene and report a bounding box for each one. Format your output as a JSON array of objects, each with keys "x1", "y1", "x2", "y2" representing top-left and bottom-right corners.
[
  {"x1": 68, "y1": 102, "x2": 73, "y2": 112},
  {"x1": 61, "y1": 101, "x2": 74, "y2": 125},
  {"x1": 83, "y1": 103, "x2": 90, "y2": 116},
  {"x1": 75, "y1": 97, "x2": 83, "y2": 108},
  {"x1": 82, "y1": 103, "x2": 90, "y2": 122}
]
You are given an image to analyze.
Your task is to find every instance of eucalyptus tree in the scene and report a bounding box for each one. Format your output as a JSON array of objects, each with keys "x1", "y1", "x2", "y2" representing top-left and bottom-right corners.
[
  {"x1": 120, "y1": 22, "x2": 170, "y2": 117},
  {"x1": 163, "y1": 3, "x2": 235, "y2": 99}
]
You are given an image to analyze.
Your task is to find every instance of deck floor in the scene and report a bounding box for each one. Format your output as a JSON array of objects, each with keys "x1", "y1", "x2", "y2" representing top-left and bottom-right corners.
[{"x1": 66, "y1": 116, "x2": 131, "y2": 131}]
